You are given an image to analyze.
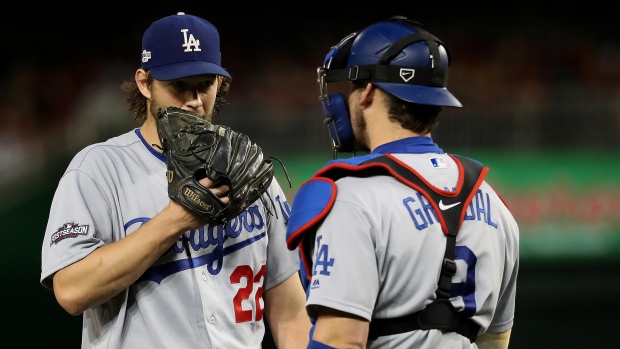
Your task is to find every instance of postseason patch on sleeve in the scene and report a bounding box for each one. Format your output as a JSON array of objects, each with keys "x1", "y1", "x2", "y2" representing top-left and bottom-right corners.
[
  {"x1": 50, "y1": 222, "x2": 90, "y2": 246},
  {"x1": 429, "y1": 157, "x2": 447, "y2": 169}
]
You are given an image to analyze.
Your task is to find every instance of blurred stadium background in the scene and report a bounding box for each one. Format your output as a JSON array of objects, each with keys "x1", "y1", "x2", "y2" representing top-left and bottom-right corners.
[{"x1": 1, "y1": 2, "x2": 619, "y2": 348}]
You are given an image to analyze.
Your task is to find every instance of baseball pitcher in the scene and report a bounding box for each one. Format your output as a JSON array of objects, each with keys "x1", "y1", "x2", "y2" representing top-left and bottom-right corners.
[{"x1": 40, "y1": 12, "x2": 310, "y2": 349}]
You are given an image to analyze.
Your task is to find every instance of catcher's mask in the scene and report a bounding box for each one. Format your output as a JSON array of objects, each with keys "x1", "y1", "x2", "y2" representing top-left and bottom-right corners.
[{"x1": 317, "y1": 16, "x2": 462, "y2": 156}]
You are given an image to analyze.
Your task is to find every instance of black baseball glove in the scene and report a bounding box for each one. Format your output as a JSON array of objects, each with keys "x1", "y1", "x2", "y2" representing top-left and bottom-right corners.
[{"x1": 155, "y1": 106, "x2": 275, "y2": 224}]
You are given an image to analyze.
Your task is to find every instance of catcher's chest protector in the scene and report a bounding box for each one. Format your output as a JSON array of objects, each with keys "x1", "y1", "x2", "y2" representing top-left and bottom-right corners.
[{"x1": 285, "y1": 153, "x2": 488, "y2": 342}]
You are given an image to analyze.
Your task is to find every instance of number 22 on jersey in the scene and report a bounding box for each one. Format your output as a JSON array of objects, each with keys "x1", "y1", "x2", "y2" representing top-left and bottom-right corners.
[{"x1": 230, "y1": 264, "x2": 266, "y2": 322}]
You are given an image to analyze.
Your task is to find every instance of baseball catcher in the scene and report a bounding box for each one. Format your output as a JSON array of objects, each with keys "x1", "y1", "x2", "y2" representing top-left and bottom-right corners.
[{"x1": 155, "y1": 106, "x2": 275, "y2": 224}]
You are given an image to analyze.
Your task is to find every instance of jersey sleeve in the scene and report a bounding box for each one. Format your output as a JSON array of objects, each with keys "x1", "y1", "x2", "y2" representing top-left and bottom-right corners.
[
  {"x1": 487, "y1": 212, "x2": 520, "y2": 334},
  {"x1": 262, "y1": 178, "x2": 300, "y2": 291},
  {"x1": 40, "y1": 169, "x2": 113, "y2": 289},
  {"x1": 305, "y1": 198, "x2": 380, "y2": 321}
]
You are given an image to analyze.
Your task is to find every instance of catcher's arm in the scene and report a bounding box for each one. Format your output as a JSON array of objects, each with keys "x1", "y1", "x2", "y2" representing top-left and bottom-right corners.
[
  {"x1": 310, "y1": 307, "x2": 369, "y2": 348},
  {"x1": 475, "y1": 329, "x2": 512, "y2": 349}
]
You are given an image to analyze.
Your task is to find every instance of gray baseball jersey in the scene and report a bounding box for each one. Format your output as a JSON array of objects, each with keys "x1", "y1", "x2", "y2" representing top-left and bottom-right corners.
[
  {"x1": 287, "y1": 137, "x2": 519, "y2": 348},
  {"x1": 40, "y1": 128, "x2": 299, "y2": 349}
]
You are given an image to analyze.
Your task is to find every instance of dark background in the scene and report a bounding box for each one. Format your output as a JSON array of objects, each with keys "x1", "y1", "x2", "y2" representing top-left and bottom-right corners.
[{"x1": 2, "y1": 2, "x2": 619, "y2": 348}]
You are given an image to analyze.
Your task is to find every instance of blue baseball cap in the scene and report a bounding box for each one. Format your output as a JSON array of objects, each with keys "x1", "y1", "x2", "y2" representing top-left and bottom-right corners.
[
  {"x1": 323, "y1": 19, "x2": 461, "y2": 107},
  {"x1": 141, "y1": 12, "x2": 231, "y2": 80}
]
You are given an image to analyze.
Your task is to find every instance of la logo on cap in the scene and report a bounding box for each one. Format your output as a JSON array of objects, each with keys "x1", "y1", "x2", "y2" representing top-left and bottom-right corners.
[{"x1": 181, "y1": 29, "x2": 201, "y2": 52}]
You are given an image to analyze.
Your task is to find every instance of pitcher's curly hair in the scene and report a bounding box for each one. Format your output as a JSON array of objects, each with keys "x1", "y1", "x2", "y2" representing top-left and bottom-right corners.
[{"x1": 121, "y1": 71, "x2": 231, "y2": 120}]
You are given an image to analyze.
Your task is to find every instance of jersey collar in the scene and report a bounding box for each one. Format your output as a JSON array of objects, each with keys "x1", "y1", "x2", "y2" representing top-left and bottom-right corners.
[
  {"x1": 372, "y1": 136, "x2": 444, "y2": 155},
  {"x1": 135, "y1": 128, "x2": 166, "y2": 163}
]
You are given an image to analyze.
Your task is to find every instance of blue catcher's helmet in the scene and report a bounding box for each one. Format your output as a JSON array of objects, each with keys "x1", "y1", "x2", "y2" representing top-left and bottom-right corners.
[{"x1": 317, "y1": 16, "x2": 461, "y2": 156}]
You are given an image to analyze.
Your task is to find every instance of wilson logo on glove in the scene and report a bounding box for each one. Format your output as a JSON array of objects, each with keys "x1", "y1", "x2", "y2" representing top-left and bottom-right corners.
[{"x1": 183, "y1": 187, "x2": 214, "y2": 212}]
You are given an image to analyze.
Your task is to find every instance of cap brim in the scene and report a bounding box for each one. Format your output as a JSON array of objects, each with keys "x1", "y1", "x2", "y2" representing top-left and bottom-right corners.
[
  {"x1": 374, "y1": 82, "x2": 462, "y2": 107},
  {"x1": 149, "y1": 61, "x2": 231, "y2": 81}
]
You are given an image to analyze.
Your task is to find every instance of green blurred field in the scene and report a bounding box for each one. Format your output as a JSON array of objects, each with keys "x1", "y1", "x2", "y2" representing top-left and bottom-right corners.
[{"x1": 273, "y1": 150, "x2": 620, "y2": 260}]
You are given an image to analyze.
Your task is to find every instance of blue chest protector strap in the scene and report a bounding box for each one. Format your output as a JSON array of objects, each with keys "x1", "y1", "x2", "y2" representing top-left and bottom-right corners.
[{"x1": 361, "y1": 155, "x2": 487, "y2": 343}]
